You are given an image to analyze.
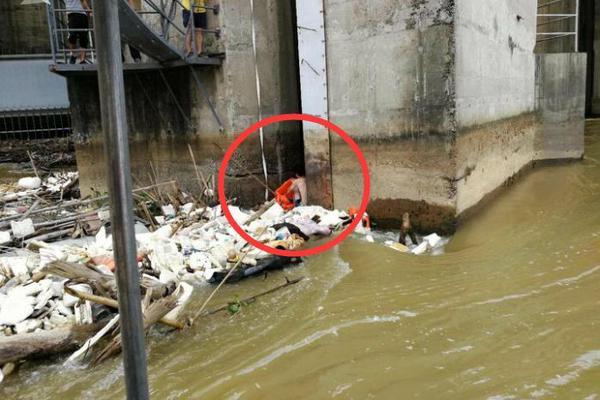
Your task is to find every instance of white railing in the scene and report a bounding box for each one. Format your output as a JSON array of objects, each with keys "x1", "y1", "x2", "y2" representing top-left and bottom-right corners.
[{"x1": 536, "y1": 0, "x2": 579, "y2": 49}]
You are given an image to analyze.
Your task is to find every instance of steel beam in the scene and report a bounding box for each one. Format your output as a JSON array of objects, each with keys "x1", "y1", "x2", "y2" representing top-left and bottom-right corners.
[{"x1": 93, "y1": 1, "x2": 149, "y2": 399}]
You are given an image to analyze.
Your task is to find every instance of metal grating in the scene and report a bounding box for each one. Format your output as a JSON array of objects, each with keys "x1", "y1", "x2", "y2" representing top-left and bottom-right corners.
[{"x1": 0, "y1": 108, "x2": 72, "y2": 141}]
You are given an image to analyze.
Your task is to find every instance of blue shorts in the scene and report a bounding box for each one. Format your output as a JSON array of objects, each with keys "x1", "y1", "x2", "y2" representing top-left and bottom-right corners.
[{"x1": 182, "y1": 10, "x2": 207, "y2": 29}]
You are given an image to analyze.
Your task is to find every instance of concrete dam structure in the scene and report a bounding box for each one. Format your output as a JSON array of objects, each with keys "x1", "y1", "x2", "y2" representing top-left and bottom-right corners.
[{"x1": 38, "y1": 0, "x2": 589, "y2": 233}]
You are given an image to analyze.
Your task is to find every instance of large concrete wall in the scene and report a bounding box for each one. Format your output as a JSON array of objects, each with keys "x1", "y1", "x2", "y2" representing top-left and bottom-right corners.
[
  {"x1": 454, "y1": 0, "x2": 536, "y2": 127},
  {"x1": 325, "y1": 0, "x2": 458, "y2": 231},
  {"x1": 535, "y1": 53, "x2": 586, "y2": 160},
  {"x1": 72, "y1": 0, "x2": 303, "y2": 205},
  {"x1": 312, "y1": 0, "x2": 584, "y2": 232},
  {"x1": 453, "y1": 0, "x2": 538, "y2": 213}
]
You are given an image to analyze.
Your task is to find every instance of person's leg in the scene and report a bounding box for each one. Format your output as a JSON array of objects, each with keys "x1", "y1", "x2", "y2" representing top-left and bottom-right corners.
[
  {"x1": 129, "y1": 45, "x2": 141, "y2": 62},
  {"x1": 67, "y1": 14, "x2": 78, "y2": 64},
  {"x1": 195, "y1": 28, "x2": 203, "y2": 55},
  {"x1": 196, "y1": 29, "x2": 204, "y2": 55},
  {"x1": 182, "y1": 10, "x2": 192, "y2": 56},
  {"x1": 73, "y1": 13, "x2": 88, "y2": 63},
  {"x1": 194, "y1": 12, "x2": 207, "y2": 56}
]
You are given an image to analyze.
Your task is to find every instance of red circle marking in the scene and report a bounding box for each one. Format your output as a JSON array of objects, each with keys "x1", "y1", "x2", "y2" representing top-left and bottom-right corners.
[{"x1": 218, "y1": 113, "x2": 370, "y2": 257}]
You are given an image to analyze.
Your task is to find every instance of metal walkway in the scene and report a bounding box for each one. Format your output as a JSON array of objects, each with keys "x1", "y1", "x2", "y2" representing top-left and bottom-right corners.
[
  {"x1": 117, "y1": 0, "x2": 183, "y2": 63},
  {"x1": 47, "y1": 0, "x2": 223, "y2": 74}
]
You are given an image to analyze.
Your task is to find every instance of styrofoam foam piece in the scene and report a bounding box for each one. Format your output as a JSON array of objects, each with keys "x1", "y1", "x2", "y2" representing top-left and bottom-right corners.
[
  {"x1": 17, "y1": 177, "x2": 41, "y2": 190},
  {"x1": 228, "y1": 206, "x2": 250, "y2": 225},
  {"x1": 10, "y1": 218, "x2": 35, "y2": 238},
  {"x1": 0, "y1": 296, "x2": 34, "y2": 325},
  {"x1": 0, "y1": 231, "x2": 11, "y2": 245},
  {"x1": 411, "y1": 241, "x2": 429, "y2": 255},
  {"x1": 161, "y1": 204, "x2": 176, "y2": 218},
  {"x1": 423, "y1": 233, "x2": 442, "y2": 248},
  {"x1": 260, "y1": 202, "x2": 284, "y2": 220}
]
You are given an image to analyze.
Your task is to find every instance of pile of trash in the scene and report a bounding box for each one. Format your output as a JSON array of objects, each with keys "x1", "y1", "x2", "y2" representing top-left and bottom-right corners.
[
  {"x1": 0, "y1": 172, "x2": 448, "y2": 379},
  {"x1": 0, "y1": 172, "x2": 81, "y2": 247}
]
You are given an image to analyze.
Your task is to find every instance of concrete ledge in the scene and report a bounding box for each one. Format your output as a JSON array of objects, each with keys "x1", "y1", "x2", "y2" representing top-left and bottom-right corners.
[
  {"x1": 455, "y1": 113, "x2": 537, "y2": 213},
  {"x1": 369, "y1": 198, "x2": 457, "y2": 235}
]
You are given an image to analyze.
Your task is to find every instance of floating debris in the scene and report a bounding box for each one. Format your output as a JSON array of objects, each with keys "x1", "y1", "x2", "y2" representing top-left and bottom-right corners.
[{"x1": 0, "y1": 171, "x2": 447, "y2": 377}]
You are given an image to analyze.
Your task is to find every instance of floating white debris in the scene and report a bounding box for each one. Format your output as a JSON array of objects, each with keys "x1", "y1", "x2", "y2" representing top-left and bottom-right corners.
[
  {"x1": 0, "y1": 295, "x2": 34, "y2": 325},
  {"x1": 14, "y1": 318, "x2": 42, "y2": 334},
  {"x1": 39, "y1": 246, "x2": 66, "y2": 268},
  {"x1": 63, "y1": 283, "x2": 92, "y2": 307},
  {"x1": 164, "y1": 282, "x2": 194, "y2": 320},
  {"x1": 423, "y1": 233, "x2": 442, "y2": 248},
  {"x1": 1, "y1": 257, "x2": 31, "y2": 277},
  {"x1": 228, "y1": 206, "x2": 250, "y2": 225},
  {"x1": 411, "y1": 241, "x2": 429, "y2": 255},
  {"x1": 97, "y1": 209, "x2": 111, "y2": 221},
  {"x1": 180, "y1": 203, "x2": 194, "y2": 215},
  {"x1": 17, "y1": 177, "x2": 41, "y2": 190},
  {"x1": 94, "y1": 226, "x2": 112, "y2": 250},
  {"x1": 161, "y1": 204, "x2": 176, "y2": 218},
  {"x1": 261, "y1": 202, "x2": 284, "y2": 220},
  {"x1": 74, "y1": 301, "x2": 93, "y2": 325},
  {"x1": 0, "y1": 231, "x2": 11, "y2": 245},
  {"x1": 10, "y1": 218, "x2": 35, "y2": 238}
]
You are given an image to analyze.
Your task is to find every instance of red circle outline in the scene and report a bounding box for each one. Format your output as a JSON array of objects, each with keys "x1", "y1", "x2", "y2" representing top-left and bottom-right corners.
[{"x1": 218, "y1": 113, "x2": 370, "y2": 257}]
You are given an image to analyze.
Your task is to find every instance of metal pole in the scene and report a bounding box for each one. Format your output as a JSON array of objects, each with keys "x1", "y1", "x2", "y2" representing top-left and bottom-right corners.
[
  {"x1": 574, "y1": 0, "x2": 579, "y2": 51},
  {"x1": 92, "y1": 2, "x2": 149, "y2": 399},
  {"x1": 45, "y1": 3, "x2": 57, "y2": 64}
]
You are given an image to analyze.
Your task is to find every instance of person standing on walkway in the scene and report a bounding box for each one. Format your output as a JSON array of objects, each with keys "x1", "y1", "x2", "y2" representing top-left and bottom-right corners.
[
  {"x1": 65, "y1": 0, "x2": 91, "y2": 64},
  {"x1": 126, "y1": 0, "x2": 142, "y2": 62},
  {"x1": 182, "y1": 0, "x2": 207, "y2": 57}
]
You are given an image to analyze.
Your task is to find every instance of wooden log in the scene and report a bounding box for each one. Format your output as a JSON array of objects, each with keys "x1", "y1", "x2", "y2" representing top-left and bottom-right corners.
[
  {"x1": 64, "y1": 287, "x2": 184, "y2": 330},
  {"x1": 33, "y1": 209, "x2": 101, "y2": 229},
  {"x1": 64, "y1": 315, "x2": 120, "y2": 365},
  {"x1": 43, "y1": 260, "x2": 117, "y2": 297},
  {"x1": 19, "y1": 199, "x2": 40, "y2": 221},
  {"x1": 0, "y1": 323, "x2": 104, "y2": 365},
  {"x1": 44, "y1": 260, "x2": 173, "y2": 300},
  {"x1": 91, "y1": 295, "x2": 177, "y2": 366},
  {"x1": 23, "y1": 227, "x2": 73, "y2": 244}
]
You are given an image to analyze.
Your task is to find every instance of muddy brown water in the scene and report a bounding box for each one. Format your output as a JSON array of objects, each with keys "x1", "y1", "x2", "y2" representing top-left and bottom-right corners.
[{"x1": 2, "y1": 127, "x2": 600, "y2": 399}]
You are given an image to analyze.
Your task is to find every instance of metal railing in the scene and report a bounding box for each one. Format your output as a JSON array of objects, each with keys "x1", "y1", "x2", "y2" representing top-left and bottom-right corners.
[
  {"x1": 46, "y1": 0, "x2": 220, "y2": 64},
  {"x1": 0, "y1": 108, "x2": 72, "y2": 141},
  {"x1": 44, "y1": 1, "x2": 225, "y2": 131},
  {"x1": 536, "y1": 0, "x2": 579, "y2": 48},
  {"x1": 46, "y1": 0, "x2": 96, "y2": 64}
]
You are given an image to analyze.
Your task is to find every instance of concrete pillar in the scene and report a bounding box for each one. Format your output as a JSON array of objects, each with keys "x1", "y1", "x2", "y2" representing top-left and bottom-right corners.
[
  {"x1": 304, "y1": 128, "x2": 333, "y2": 208},
  {"x1": 535, "y1": 53, "x2": 586, "y2": 160},
  {"x1": 295, "y1": 0, "x2": 333, "y2": 208},
  {"x1": 593, "y1": 1, "x2": 600, "y2": 115}
]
